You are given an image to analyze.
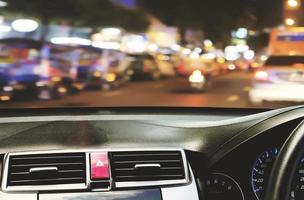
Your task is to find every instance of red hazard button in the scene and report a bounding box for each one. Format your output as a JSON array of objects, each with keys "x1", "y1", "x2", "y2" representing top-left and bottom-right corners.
[{"x1": 90, "y1": 152, "x2": 110, "y2": 180}]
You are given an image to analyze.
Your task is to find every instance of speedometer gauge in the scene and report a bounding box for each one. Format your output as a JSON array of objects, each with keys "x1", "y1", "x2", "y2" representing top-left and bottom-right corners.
[
  {"x1": 204, "y1": 173, "x2": 244, "y2": 200},
  {"x1": 251, "y1": 147, "x2": 279, "y2": 200},
  {"x1": 251, "y1": 147, "x2": 304, "y2": 200}
]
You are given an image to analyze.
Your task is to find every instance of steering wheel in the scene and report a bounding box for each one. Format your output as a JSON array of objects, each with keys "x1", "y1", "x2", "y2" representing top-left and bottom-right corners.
[{"x1": 265, "y1": 120, "x2": 304, "y2": 200}]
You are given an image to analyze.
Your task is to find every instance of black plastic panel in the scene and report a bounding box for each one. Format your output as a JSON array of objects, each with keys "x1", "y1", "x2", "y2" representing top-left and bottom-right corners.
[{"x1": 39, "y1": 189, "x2": 162, "y2": 200}]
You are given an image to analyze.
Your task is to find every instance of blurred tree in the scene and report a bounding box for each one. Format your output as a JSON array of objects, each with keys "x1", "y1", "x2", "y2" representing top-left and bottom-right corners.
[
  {"x1": 138, "y1": 0, "x2": 283, "y2": 44},
  {"x1": 5, "y1": 0, "x2": 149, "y2": 39},
  {"x1": 73, "y1": 0, "x2": 149, "y2": 32}
]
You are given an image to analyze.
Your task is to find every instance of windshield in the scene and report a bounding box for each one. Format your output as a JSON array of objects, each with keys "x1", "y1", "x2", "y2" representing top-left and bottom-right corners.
[
  {"x1": 265, "y1": 56, "x2": 304, "y2": 66},
  {"x1": 0, "y1": 0, "x2": 303, "y2": 109}
]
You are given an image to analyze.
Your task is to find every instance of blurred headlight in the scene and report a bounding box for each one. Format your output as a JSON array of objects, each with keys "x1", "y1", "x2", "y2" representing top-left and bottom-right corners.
[
  {"x1": 106, "y1": 73, "x2": 116, "y2": 82},
  {"x1": 189, "y1": 70, "x2": 205, "y2": 83},
  {"x1": 255, "y1": 71, "x2": 269, "y2": 81},
  {"x1": 228, "y1": 64, "x2": 236, "y2": 70}
]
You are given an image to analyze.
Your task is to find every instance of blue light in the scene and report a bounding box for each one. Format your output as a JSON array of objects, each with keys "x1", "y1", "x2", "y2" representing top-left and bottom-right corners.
[
  {"x1": 235, "y1": 28, "x2": 248, "y2": 39},
  {"x1": 111, "y1": 0, "x2": 137, "y2": 9}
]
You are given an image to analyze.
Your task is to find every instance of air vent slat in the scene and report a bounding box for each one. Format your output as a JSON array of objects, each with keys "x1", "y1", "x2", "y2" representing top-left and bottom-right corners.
[
  {"x1": 111, "y1": 151, "x2": 185, "y2": 182},
  {"x1": 7, "y1": 153, "x2": 86, "y2": 187},
  {"x1": 11, "y1": 162, "x2": 84, "y2": 167}
]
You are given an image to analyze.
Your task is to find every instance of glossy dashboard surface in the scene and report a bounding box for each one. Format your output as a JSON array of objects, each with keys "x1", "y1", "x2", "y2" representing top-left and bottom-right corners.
[{"x1": 0, "y1": 106, "x2": 304, "y2": 200}]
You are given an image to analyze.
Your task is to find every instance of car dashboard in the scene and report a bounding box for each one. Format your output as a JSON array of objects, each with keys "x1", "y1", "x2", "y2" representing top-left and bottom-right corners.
[{"x1": 0, "y1": 106, "x2": 304, "y2": 200}]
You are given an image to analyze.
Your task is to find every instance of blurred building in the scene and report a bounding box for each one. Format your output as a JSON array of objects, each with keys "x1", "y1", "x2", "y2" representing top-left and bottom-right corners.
[{"x1": 146, "y1": 16, "x2": 180, "y2": 48}]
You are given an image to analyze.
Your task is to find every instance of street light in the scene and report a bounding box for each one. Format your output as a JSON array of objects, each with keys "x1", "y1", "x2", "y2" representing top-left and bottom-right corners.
[
  {"x1": 12, "y1": 19, "x2": 39, "y2": 32},
  {"x1": 287, "y1": 0, "x2": 300, "y2": 8},
  {"x1": 285, "y1": 18, "x2": 296, "y2": 26},
  {"x1": 0, "y1": 1, "x2": 7, "y2": 7}
]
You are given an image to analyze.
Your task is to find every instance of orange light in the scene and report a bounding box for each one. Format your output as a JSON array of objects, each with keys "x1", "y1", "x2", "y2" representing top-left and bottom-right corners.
[
  {"x1": 93, "y1": 71, "x2": 101, "y2": 78},
  {"x1": 287, "y1": 0, "x2": 300, "y2": 8},
  {"x1": 57, "y1": 87, "x2": 67, "y2": 93},
  {"x1": 252, "y1": 62, "x2": 260, "y2": 68},
  {"x1": 0, "y1": 95, "x2": 10, "y2": 101},
  {"x1": 255, "y1": 71, "x2": 269, "y2": 80},
  {"x1": 285, "y1": 18, "x2": 295, "y2": 26}
]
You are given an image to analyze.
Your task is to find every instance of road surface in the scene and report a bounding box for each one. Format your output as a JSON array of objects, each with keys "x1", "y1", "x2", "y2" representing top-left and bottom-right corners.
[{"x1": 2, "y1": 72, "x2": 302, "y2": 109}]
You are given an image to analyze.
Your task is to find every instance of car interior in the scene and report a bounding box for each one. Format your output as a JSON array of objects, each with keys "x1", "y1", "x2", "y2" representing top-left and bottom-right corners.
[
  {"x1": 2, "y1": 0, "x2": 304, "y2": 200},
  {"x1": 0, "y1": 106, "x2": 303, "y2": 200}
]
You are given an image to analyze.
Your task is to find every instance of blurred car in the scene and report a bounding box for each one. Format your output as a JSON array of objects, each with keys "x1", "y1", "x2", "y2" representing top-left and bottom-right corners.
[
  {"x1": 188, "y1": 70, "x2": 212, "y2": 91},
  {"x1": 234, "y1": 59, "x2": 250, "y2": 71},
  {"x1": 127, "y1": 54, "x2": 161, "y2": 81},
  {"x1": 0, "y1": 39, "x2": 80, "y2": 100},
  {"x1": 249, "y1": 55, "x2": 304, "y2": 103},
  {"x1": 177, "y1": 54, "x2": 221, "y2": 78},
  {"x1": 79, "y1": 49, "x2": 131, "y2": 90},
  {"x1": 155, "y1": 54, "x2": 176, "y2": 77},
  {"x1": 0, "y1": 66, "x2": 13, "y2": 102}
]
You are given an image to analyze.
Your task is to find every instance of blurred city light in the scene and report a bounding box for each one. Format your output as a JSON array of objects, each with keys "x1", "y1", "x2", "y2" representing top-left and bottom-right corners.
[
  {"x1": 121, "y1": 34, "x2": 147, "y2": 53},
  {"x1": 285, "y1": 18, "x2": 295, "y2": 26},
  {"x1": 216, "y1": 57, "x2": 225, "y2": 64},
  {"x1": 0, "y1": 25, "x2": 11, "y2": 32},
  {"x1": 57, "y1": 87, "x2": 67, "y2": 94},
  {"x1": 203, "y1": 39, "x2": 213, "y2": 48},
  {"x1": 190, "y1": 52, "x2": 200, "y2": 59},
  {"x1": 235, "y1": 28, "x2": 248, "y2": 39},
  {"x1": 244, "y1": 50, "x2": 255, "y2": 60},
  {"x1": 91, "y1": 33, "x2": 103, "y2": 41},
  {"x1": 260, "y1": 55, "x2": 268, "y2": 61},
  {"x1": 236, "y1": 44, "x2": 249, "y2": 52},
  {"x1": 171, "y1": 44, "x2": 181, "y2": 51},
  {"x1": 248, "y1": 30, "x2": 257, "y2": 36},
  {"x1": 101, "y1": 27, "x2": 122, "y2": 41},
  {"x1": 287, "y1": 0, "x2": 300, "y2": 8},
  {"x1": 225, "y1": 46, "x2": 239, "y2": 61},
  {"x1": 193, "y1": 47, "x2": 202, "y2": 54},
  {"x1": 51, "y1": 37, "x2": 91, "y2": 46},
  {"x1": 0, "y1": 1, "x2": 7, "y2": 7},
  {"x1": 92, "y1": 41, "x2": 120, "y2": 50},
  {"x1": 101, "y1": 27, "x2": 122, "y2": 35},
  {"x1": 251, "y1": 62, "x2": 260, "y2": 68},
  {"x1": 0, "y1": 95, "x2": 10, "y2": 101},
  {"x1": 12, "y1": 19, "x2": 39, "y2": 32},
  {"x1": 3, "y1": 86, "x2": 13, "y2": 92},
  {"x1": 202, "y1": 52, "x2": 216, "y2": 60},
  {"x1": 147, "y1": 43, "x2": 158, "y2": 52},
  {"x1": 182, "y1": 48, "x2": 191, "y2": 55},
  {"x1": 106, "y1": 73, "x2": 116, "y2": 82}
]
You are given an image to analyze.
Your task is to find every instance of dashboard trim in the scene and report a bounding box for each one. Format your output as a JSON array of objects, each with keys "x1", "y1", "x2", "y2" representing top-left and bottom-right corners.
[
  {"x1": 207, "y1": 107, "x2": 304, "y2": 168},
  {"x1": 1, "y1": 148, "x2": 190, "y2": 193}
]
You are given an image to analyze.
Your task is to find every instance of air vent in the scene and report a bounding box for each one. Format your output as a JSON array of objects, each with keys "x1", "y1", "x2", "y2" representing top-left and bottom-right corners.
[
  {"x1": 6, "y1": 153, "x2": 86, "y2": 187},
  {"x1": 110, "y1": 151, "x2": 186, "y2": 182}
]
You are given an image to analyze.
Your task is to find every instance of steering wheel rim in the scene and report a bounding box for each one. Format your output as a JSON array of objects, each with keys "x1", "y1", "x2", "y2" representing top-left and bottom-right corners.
[{"x1": 265, "y1": 120, "x2": 304, "y2": 200}]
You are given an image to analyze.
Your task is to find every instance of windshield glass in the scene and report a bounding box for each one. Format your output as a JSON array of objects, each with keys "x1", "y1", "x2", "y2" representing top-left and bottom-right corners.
[
  {"x1": 265, "y1": 56, "x2": 304, "y2": 66},
  {"x1": 0, "y1": 0, "x2": 303, "y2": 109}
]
